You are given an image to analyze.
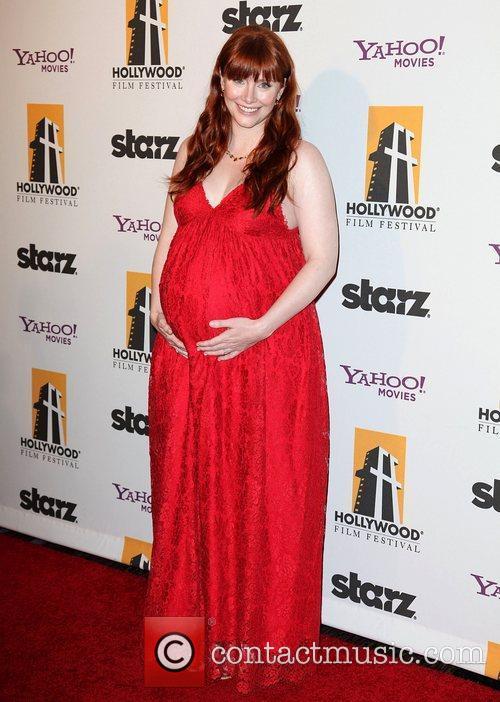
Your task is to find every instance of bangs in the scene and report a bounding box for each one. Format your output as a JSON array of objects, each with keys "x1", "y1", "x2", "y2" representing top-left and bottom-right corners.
[{"x1": 223, "y1": 52, "x2": 282, "y2": 84}]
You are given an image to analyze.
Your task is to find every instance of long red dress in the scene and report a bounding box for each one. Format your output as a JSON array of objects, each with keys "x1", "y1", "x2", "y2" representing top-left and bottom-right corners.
[{"x1": 145, "y1": 179, "x2": 330, "y2": 694}]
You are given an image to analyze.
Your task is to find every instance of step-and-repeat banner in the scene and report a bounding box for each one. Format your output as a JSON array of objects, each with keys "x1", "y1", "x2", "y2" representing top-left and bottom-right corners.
[{"x1": 1, "y1": 0, "x2": 498, "y2": 682}]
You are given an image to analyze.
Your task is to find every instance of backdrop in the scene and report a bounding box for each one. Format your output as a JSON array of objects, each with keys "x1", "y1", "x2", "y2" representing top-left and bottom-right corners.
[{"x1": 1, "y1": 0, "x2": 498, "y2": 682}]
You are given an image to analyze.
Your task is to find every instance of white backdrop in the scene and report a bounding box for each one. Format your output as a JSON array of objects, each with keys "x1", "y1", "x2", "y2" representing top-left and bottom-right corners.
[{"x1": 1, "y1": 0, "x2": 498, "y2": 682}]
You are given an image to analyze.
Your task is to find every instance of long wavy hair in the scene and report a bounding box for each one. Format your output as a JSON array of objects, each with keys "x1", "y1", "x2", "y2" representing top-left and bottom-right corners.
[{"x1": 167, "y1": 24, "x2": 301, "y2": 216}]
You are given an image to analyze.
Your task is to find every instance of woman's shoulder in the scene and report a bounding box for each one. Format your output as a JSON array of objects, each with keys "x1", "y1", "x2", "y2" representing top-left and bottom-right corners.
[
  {"x1": 174, "y1": 136, "x2": 190, "y2": 172},
  {"x1": 289, "y1": 139, "x2": 330, "y2": 194},
  {"x1": 293, "y1": 138, "x2": 326, "y2": 166}
]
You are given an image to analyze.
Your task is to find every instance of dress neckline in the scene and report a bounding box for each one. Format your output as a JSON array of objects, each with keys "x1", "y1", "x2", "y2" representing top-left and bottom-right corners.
[
  {"x1": 198, "y1": 180, "x2": 244, "y2": 210},
  {"x1": 195, "y1": 179, "x2": 299, "y2": 233}
]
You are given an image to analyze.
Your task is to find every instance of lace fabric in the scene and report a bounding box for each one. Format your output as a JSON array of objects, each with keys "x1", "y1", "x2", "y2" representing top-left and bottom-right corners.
[{"x1": 145, "y1": 181, "x2": 330, "y2": 694}]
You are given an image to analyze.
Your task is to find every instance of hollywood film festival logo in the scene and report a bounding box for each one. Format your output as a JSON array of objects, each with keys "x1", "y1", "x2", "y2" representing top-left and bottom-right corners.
[
  {"x1": 121, "y1": 536, "x2": 151, "y2": 571},
  {"x1": 20, "y1": 369, "x2": 81, "y2": 469},
  {"x1": 112, "y1": 0, "x2": 184, "y2": 91},
  {"x1": 16, "y1": 104, "x2": 79, "y2": 207},
  {"x1": 333, "y1": 427, "x2": 423, "y2": 554},
  {"x1": 347, "y1": 106, "x2": 438, "y2": 233},
  {"x1": 477, "y1": 402, "x2": 500, "y2": 437},
  {"x1": 112, "y1": 271, "x2": 156, "y2": 373}
]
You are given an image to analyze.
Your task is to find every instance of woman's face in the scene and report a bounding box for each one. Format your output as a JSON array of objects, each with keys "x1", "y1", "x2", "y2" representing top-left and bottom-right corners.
[{"x1": 220, "y1": 71, "x2": 284, "y2": 129}]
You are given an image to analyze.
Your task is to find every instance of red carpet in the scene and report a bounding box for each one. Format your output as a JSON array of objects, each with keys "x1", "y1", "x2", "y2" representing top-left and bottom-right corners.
[{"x1": 1, "y1": 530, "x2": 497, "y2": 701}]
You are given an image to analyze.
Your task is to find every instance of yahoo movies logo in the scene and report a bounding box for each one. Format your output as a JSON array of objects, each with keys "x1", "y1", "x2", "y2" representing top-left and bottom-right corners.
[
  {"x1": 113, "y1": 214, "x2": 161, "y2": 242},
  {"x1": 112, "y1": 0, "x2": 185, "y2": 90},
  {"x1": 19, "y1": 316, "x2": 78, "y2": 347},
  {"x1": 333, "y1": 427, "x2": 423, "y2": 555},
  {"x1": 354, "y1": 35, "x2": 446, "y2": 68},
  {"x1": 346, "y1": 106, "x2": 438, "y2": 232},
  {"x1": 13, "y1": 48, "x2": 75, "y2": 73},
  {"x1": 489, "y1": 243, "x2": 500, "y2": 264},
  {"x1": 113, "y1": 483, "x2": 151, "y2": 513},
  {"x1": 470, "y1": 574, "x2": 500, "y2": 600},
  {"x1": 20, "y1": 368, "x2": 81, "y2": 469},
  {"x1": 16, "y1": 104, "x2": 79, "y2": 207},
  {"x1": 341, "y1": 365, "x2": 427, "y2": 402}
]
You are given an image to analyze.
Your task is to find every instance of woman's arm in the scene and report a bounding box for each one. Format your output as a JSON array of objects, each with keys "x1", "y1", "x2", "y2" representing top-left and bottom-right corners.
[
  {"x1": 150, "y1": 137, "x2": 189, "y2": 355},
  {"x1": 151, "y1": 136, "x2": 188, "y2": 319},
  {"x1": 257, "y1": 139, "x2": 339, "y2": 337}
]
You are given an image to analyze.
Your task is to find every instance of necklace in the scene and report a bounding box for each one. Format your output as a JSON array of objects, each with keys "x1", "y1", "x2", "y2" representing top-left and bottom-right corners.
[{"x1": 225, "y1": 147, "x2": 250, "y2": 161}]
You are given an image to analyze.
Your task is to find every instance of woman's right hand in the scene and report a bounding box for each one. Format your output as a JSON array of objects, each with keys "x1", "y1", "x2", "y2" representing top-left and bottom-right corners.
[{"x1": 152, "y1": 309, "x2": 188, "y2": 358}]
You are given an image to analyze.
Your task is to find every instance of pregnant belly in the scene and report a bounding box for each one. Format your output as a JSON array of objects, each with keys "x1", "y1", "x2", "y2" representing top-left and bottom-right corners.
[{"x1": 159, "y1": 236, "x2": 279, "y2": 351}]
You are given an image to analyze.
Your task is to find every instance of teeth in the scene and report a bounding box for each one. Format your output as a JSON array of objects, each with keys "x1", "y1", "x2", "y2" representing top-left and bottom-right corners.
[{"x1": 238, "y1": 105, "x2": 259, "y2": 112}]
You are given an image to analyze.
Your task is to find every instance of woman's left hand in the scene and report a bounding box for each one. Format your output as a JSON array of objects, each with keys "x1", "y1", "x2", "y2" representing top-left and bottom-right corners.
[{"x1": 196, "y1": 317, "x2": 271, "y2": 360}]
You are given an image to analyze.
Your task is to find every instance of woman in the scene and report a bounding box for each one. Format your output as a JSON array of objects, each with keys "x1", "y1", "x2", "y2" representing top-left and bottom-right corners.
[{"x1": 145, "y1": 24, "x2": 339, "y2": 694}]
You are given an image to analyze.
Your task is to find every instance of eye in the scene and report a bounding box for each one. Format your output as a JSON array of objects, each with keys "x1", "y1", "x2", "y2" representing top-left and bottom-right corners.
[{"x1": 259, "y1": 82, "x2": 272, "y2": 88}]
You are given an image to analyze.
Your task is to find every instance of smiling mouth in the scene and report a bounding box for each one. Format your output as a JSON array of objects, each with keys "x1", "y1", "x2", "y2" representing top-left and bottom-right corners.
[{"x1": 236, "y1": 104, "x2": 260, "y2": 113}]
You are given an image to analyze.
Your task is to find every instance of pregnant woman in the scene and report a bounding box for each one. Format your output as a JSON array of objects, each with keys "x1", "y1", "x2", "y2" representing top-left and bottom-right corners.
[{"x1": 145, "y1": 24, "x2": 339, "y2": 694}]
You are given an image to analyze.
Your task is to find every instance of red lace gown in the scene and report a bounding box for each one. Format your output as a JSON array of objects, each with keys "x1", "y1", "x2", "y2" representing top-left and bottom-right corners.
[{"x1": 145, "y1": 179, "x2": 330, "y2": 694}]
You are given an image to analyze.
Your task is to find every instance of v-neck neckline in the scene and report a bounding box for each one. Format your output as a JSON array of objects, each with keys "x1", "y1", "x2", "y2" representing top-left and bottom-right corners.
[{"x1": 198, "y1": 180, "x2": 245, "y2": 210}]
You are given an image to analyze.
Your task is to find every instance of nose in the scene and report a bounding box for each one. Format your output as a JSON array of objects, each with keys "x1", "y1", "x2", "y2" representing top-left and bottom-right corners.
[{"x1": 242, "y1": 81, "x2": 257, "y2": 103}]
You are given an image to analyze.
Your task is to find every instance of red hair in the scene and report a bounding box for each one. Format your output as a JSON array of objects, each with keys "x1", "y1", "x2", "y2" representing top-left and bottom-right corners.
[{"x1": 167, "y1": 24, "x2": 301, "y2": 216}]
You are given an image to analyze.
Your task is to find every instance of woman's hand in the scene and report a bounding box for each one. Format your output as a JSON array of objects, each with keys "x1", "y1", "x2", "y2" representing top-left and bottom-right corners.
[
  {"x1": 196, "y1": 317, "x2": 271, "y2": 361},
  {"x1": 151, "y1": 309, "x2": 188, "y2": 358}
]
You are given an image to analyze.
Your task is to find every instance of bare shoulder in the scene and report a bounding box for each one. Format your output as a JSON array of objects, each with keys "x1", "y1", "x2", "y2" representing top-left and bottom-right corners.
[
  {"x1": 289, "y1": 140, "x2": 330, "y2": 196},
  {"x1": 167, "y1": 136, "x2": 191, "y2": 206},
  {"x1": 289, "y1": 139, "x2": 333, "y2": 200},
  {"x1": 172, "y1": 135, "x2": 190, "y2": 177},
  {"x1": 294, "y1": 138, "x2": 324, "y2": 162}
]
